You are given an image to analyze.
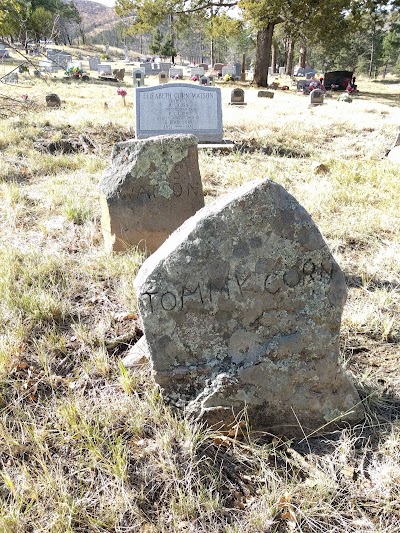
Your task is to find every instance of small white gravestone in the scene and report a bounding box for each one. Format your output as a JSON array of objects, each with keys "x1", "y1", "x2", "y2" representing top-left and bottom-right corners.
[
  {"x1": 190, "y1": 67, "x2": 205, "y2": 78},
  {"x1": 88, "y1": 56, "x2": 101, "y2": 71},
  {"x1": 53, "y1": 53, "x2": 71, "y2": 68},
  {"x1": 222, "y1": 66, "x2": 237, "y2": 79},
  {"x1": 67, "y1": 60, "x2": 82, "y2": 71},
  {"x1": 158, "y1": 62, "x2": 171, "y2": 71},
  {"x1": 39, "y1": 60, "x2": 55, "y2": 72},
  {"x1": 140, "y1": 62, "x2": 152, "y2": 75},
  {"x1": 132, "y1": 68, "x2": 145, "y2": 86},
  {"x1": 279, "y1": 66, "x2": 286, "y2": 75},
  {"x1": 135, "y1": 83, "x2": 223, "y2": 142},
  {"x1": 310, "y1": 89, "x2": 324, "y2": 106},
  {"x1": 169, "y1": 67, "x2": 184, "y2": 79},
  {"x1": 98, "y1": 63, "x2": 112, "y2": 76}
]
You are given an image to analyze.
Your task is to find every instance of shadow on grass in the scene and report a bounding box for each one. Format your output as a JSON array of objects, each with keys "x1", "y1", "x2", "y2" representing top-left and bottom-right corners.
[
  {"x1": 372, "y1": 79, "x2": 400, "y2": 85},
  {"x1": 357, "y1": 90, "x2": 400, "y2": 106}
]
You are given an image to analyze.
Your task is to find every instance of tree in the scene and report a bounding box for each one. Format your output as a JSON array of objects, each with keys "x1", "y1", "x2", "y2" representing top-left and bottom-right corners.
[
  {"x1": 115, "y1": 0, "x2": 239, "y2": 65},
  {"x1": 149, "y1": 27, "x2": 163, "y2": 55},
  {"x1": 382, "y1": 26, "x2": 400, "y2": 76},
  {"x1": 161, "y1": 33, "x2": 177, "y2": 61},
  {"x1": 0, "y1": 0, "x2": 81, "y2": 44},
  {"x1": 114, "y1": 0, "x2": 398, "y2": 86},
  {"x1": 29, "y1": 6, "x2": 54, "y2": 40}
]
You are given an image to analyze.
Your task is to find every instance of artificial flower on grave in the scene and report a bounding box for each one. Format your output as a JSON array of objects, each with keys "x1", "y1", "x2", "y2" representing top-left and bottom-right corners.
[
  {"x1": 65, "y1": 66, "x2": 84, "y2": 78},
  {"x1": 117, "y1": 87, "x2": 127, "y2": 106},
  {"x1": 191, "y1": 75, "x2": 198, "y2": 81}
]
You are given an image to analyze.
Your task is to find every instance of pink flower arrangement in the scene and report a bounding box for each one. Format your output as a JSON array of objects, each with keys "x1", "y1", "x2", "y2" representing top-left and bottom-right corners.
[
  {"x1": 117, "y1": 87, "x2": 127, "y2": 106},
  {"x1": 191, "y1": 75, "x2": 198, "y2": 81}
]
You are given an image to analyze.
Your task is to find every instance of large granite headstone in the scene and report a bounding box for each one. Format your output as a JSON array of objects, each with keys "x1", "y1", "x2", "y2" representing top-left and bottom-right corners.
[
  {"x1": 134, "y1": 179, "x2": 363, "y2": 437},
  {"x1": 135, "y1": 83, "x2": 223, "y2": 142},
  {"x1": 99, "y1": 134, "x2": 204, "y2": 253}
]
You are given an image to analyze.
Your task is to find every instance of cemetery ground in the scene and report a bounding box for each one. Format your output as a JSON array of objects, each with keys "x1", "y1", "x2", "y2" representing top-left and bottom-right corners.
[{"x1": 0, "y1": 64, "x2": 399, "y2": 532}]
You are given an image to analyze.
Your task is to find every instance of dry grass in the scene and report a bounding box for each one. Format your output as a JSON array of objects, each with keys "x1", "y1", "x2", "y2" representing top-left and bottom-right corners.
[{"x1": 0, "y1": 57, "x2": 399, "y2": 532}]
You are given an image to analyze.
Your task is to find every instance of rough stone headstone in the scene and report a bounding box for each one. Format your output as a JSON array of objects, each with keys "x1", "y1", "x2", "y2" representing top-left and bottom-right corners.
[
  {"x1": 135, "y1": 83, "x2": 223, "y2": 142},
  {"x1": 309, "y1": 89, "x2": 324, "y2": 106},
  {"x1": 258, "y1": 91, "x2": 274, "y2": 99},
  {"x1": 113, "y1": 68, "x2": 125, "y2": 81},
  {"x1": 392, "y1": 128, "x2": 400, "y2": 148},
  {"x1": 46, "y1": 93, "x2": 61, "y2": 108},
  {"x1": 229, "y1": 88, "x2": 246, "y2": 106},
  {"x1": 134, "y1": 178, "x2": 363, "y2": 437},
  {"x1": 387, "y1": 146, "x2": 400, "y2": 163},
  {"x1": 99, "y1": 134, "x2": 205, "y2": 253},
  {"x1": 338, "y1": 93, "x2": 352, "y2": 103}
]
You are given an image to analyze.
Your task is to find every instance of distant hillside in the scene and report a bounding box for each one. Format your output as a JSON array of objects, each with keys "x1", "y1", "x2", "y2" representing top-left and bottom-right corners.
[{"x1": 74, "y1": 0, "x2": 120, "y2": 37}]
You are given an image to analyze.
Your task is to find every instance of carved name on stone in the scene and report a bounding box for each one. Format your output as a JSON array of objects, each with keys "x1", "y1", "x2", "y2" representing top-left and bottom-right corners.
[
  {"x1": 135, "y1": 179, "x2": 363, "y2": 437},
  {"x1": 99, "y1": 134, "x2": 204, "y2": 253}
]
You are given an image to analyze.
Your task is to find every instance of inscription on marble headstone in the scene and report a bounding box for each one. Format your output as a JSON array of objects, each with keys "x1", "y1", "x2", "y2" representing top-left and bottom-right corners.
[{"x1": 135, "y1": 83, "x2": 223, "y2": 142}]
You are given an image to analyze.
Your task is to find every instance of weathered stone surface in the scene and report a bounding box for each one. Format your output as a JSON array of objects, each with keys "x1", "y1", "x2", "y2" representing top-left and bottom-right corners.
[
  {"x1": 338, "y1": 93, "x2": 352, "y2": 103},
  {"x1": 99, "y1": 134, "x2": 205, "y2": 253},
  {"x1": 123, "y1": 336, "x2": 150, "y2": 368},
  {"x1": 309, "y1": 89, "x2": 324, "y2": 106},
  {"x1": 46, "y1": 93, "x2": 61, "y2": 108},
  {"x1": 393, "y1": 128, "x2": 400, "y2": 148},
  {"x1": 258, "y1": 91, "x2": 274, "y2": 99},
  {"x1": 387, "y1": 145, "x2": 400, "y2": 163},
  {"x1": 135, "y1": 179, "x2": 363, "y2": 437}
]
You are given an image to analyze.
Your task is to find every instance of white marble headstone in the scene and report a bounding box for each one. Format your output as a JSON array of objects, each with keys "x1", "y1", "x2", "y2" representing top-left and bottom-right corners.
[{"x1": 135, "y1": 83, "x2": 223, "y2": 142}]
